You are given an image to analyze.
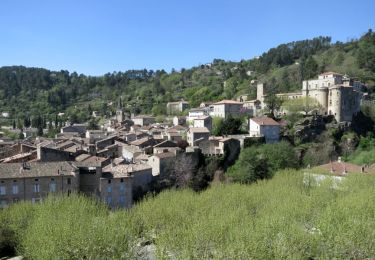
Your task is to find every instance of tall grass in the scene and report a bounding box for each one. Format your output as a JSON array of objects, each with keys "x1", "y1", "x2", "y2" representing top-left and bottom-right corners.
[{"x1": 1, "y1": 170, "x2": 375, "y2": 259}]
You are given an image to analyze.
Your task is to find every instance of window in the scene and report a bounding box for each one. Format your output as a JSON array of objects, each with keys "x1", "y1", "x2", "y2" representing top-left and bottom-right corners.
[
  {"x1": 106, "y1": 196, "x2": 112, "y2": 205},
  {"x1": 108, "y1": 179, "x2": 111, "y2": 184},
  {"x1": 107, "y1": 185, "x2": 112, "y2": 193},
  {"x1": 49, "y1": 181, "x2": 56, "y2": 193},
  {"x1": 0, "y1": 186, "x2": 6, "y2": 195},
  {"x1": 12, "y1": 184, "x2": 18, "y2": 195},
  {"x1": 33, "y1": 184, "x2": 40, "y2": 193},
  {"x1": 67, "y1": 178, "x2": 71, "y2": 185},
  {"x1": 120, "y1": 183, "x2": 125, "y2": 192}
]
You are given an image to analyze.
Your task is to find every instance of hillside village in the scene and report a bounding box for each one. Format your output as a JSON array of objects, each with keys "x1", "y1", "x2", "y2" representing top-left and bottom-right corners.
[{"x1": 0, "y1": 71, "x2": 372, "y2": 209}]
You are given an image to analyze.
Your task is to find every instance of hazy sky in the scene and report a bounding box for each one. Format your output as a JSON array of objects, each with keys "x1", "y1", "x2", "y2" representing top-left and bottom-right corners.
[{"x1": 0, "y1": 0, "x2": 374, "y2": 75}]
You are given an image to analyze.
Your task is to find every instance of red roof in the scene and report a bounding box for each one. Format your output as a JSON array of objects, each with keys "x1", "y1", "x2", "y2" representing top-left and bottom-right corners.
[
  {"x1": 314, "y1": 161, "x2": 375, "y2": 175},
  {"x1": 250, "y1": 117, "x2": 279, "y2": 126}
]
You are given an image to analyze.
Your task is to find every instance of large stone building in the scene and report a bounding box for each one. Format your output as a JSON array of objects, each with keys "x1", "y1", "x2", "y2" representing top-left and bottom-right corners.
[
  {"x1": 212, "y1": 100, "x2": 244, "y2": 118},
  {"x1": 302, "y1": 72, "x2": 363, "y2": 122},
  {"x1": 0, "y1": 161, "x2": 134, "y2": 209},
  {"x1": 254, "y1": 72, "x2": 364, "y2": 122},
  {"x1": 0, "y1": 162, "x2": 79, "y2": 208}
]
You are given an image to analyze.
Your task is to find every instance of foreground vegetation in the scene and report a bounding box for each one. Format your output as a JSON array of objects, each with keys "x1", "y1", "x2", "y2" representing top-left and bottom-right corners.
[{"x1": 1, "y1": 170, "x2": 375, "y2": 259}]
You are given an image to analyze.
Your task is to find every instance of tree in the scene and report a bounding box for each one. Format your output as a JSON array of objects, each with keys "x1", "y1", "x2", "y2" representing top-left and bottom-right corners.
[
  {"x1": 88, "y1": 117, "x2": 99, "y2": 130},
  {"x1": 212, "y1": 116, "x2": 244, "y2": 136},
  {"x1": 258, "y1": 141, "x2": 299, "y2": 171},
  {"x1": 357, "y1": 29, "x2": 375, "y2": 71},
  {"x1": 172, "y1": 154, "x2": 196, "y2": 188},
  {"x1": 283, "y1": 96, "x2": 322, "y2": 115},
  {"x1": 37, "y1": 126, "x2": 43, "y2": 136},
  {"x1": 264, "y1": 88, "x2": 283, "y2": 118},
  {"x1": 227, "y1": 142, "x2": 298, "y2": 184},
  {"x1": 301, "y1": 56, "x2": 318, "y2": 80},
  {"x1": 16, "y1": 119, "x2": 23, "y2": 130},
  {"x1": 227, "y1": 149, "x2": 270, "y2": 184}
]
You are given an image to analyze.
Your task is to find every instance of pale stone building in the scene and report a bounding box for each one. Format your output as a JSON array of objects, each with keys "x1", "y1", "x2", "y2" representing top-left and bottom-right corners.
[
  {"x1": 187, "y1": 127, "x2": 210, "y2": 146},
  {"x1": 212, "y1": 100, "x2": 244, "y2": 118},
  {"x1": 193, "y1": 116, "x2": 212, "y2": 131},
  {"x1": 166, "y1": 100, "x2": 189, "y2": 115},
  {"x1": 131, "y1": 116, "x2": 156, "y2": 126},
  {"x1": 302, "y1": 72, "x2": 363, "y2": 122},
  {"x1": 253, "y1": 72, "x2": 364, "y2": 122},
  {"x1": 249, "y1": 117, "x2": 280, "y2": 143}
]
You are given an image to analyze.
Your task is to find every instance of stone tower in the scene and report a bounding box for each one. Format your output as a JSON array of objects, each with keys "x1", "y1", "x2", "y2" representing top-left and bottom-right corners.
[
  {"x1": 257, "y1": 83, "x2": 266, "y2": 104},
  {"x1": 116, "y1": 100, "x2": 124, "y2": 123}
]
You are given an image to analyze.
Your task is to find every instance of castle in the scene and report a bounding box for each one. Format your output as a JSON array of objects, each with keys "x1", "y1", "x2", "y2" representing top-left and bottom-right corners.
[{"x1": 250, "y1": 72, "x2": 364, "y2": 122}]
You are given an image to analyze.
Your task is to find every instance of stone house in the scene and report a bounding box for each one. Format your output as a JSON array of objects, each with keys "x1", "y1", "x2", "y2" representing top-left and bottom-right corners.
[
  {"x1": 86, "y1": 130, "x2": 107, "y2": 141},
  {"x1": 147, "y1": 152, "x2": 176, "y2": 177},
  {"x1": 61, "y1": 124, "x2": 87, "y2": 136},
  {"x1": 99, "y1": 170, "x2": 133, "y2": 209},
  {"x1": 193, "y1": 116, "x2": 212, "y2": 132},
  {"x1": 122, "y1": 145, "x2": 142, "y2": 163},
  {"x1": 173, "y1": 116, "x2": 186, "y2": 126},
  {"x1": 131, "y1": 116, "x2": 156, "y2": 126},
  {"x1": 153, "y1": 140, "x2": 179, "y2": 154},
  {"x1": 249, "y1": 117, "x2": 280, "y2": 143},
  {"x1": 212, "y1": 100, "x2": 244, "y2": 118},
  {"x1": 0, "y1": 162, "x2": 79, "y2": 208},
  {"x1": 187, "y1": 127, "x2": 210, "y2": 146},
  {"x1": 103, "y1": 163, "x2": 153, "y2": 193},
  {"x1": 166, "y1": 100, "x2": 189, "y2": 115}
]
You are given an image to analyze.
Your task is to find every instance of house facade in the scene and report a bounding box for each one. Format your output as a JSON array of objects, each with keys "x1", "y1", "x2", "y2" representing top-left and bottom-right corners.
[
  {"x1": 167, "y1": 100, "x2": 189, "y2": 115},
  {"x1": 187, "y1": 127, "x2": 210, "y2": 146},
  {"x1": 0, "y1": 162, "x2": 79, "y2": 208},
  {"x1": 212, "y1": 100, "x2": 244, "y2": 118},
  {"x1": 249, "y1": 117, "x2": 280, "y2": 143}
]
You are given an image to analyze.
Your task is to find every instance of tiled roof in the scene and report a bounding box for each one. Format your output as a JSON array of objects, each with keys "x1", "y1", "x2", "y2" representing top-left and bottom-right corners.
[
  {"x1": 314, "y1": 161, "x2": 375, "y2": 175},
  {"x1": 320, "y1": 71, "x2": 343, "y2": 76},
  {"x1": 213, "y1": 100, "x2": 243, "y2": 105},
  {"x1": 102, "y1": 163, "x2": 152, "y2": 177},
  {"x1": 188, "y1": 127, "x2": 210, "y2": 133},
  {"x1": 130, "y1": 137, "x2": 152, "y2": 146},
  {"x1": 250, "y1": 117, "x2": 279, "y2": 126},
  {"x1": 0, "y1": 161, "x2": 76, "y2": 179},
  {"x1": 153, "y1": 152, "x2": 176, "y2": 159}
]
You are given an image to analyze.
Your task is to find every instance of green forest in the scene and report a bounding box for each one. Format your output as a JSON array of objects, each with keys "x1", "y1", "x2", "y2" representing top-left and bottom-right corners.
[{"x1": 1, "y1": 29, "x2": 375, "y2": 126}]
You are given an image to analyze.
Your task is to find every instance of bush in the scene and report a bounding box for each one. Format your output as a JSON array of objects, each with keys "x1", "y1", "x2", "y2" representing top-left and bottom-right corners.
[{"x1": 227, "y1": 141, "x2": 299, "y2": 183}]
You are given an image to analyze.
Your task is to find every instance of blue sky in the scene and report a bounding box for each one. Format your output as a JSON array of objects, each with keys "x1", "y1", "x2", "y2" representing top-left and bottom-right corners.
[{"x1": 0, "y1": 0, "x2": 374, "y2": 75}]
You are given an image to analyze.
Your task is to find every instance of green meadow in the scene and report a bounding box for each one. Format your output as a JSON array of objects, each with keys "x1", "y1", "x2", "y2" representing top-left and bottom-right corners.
[{"x1": 1, "y1": 170, "x2": 375, "y2": 259}]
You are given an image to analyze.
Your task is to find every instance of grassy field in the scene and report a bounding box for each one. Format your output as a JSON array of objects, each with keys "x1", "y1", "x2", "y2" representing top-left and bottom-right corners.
[{"x1": 1, "y1": 170, "x2": 375, "y2": 259}]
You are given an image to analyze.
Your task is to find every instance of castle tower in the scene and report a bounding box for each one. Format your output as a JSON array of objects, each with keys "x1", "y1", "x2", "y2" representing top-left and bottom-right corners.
[
  {"x1": 116, "y1": 100, "x2": 124, "y2": 123},
  {"x1": 257, "y1": 83, "x2": 266, "y2": 103},
  {"x1": 328, "y1": 86, "x2": 342, "y2": 122}
]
